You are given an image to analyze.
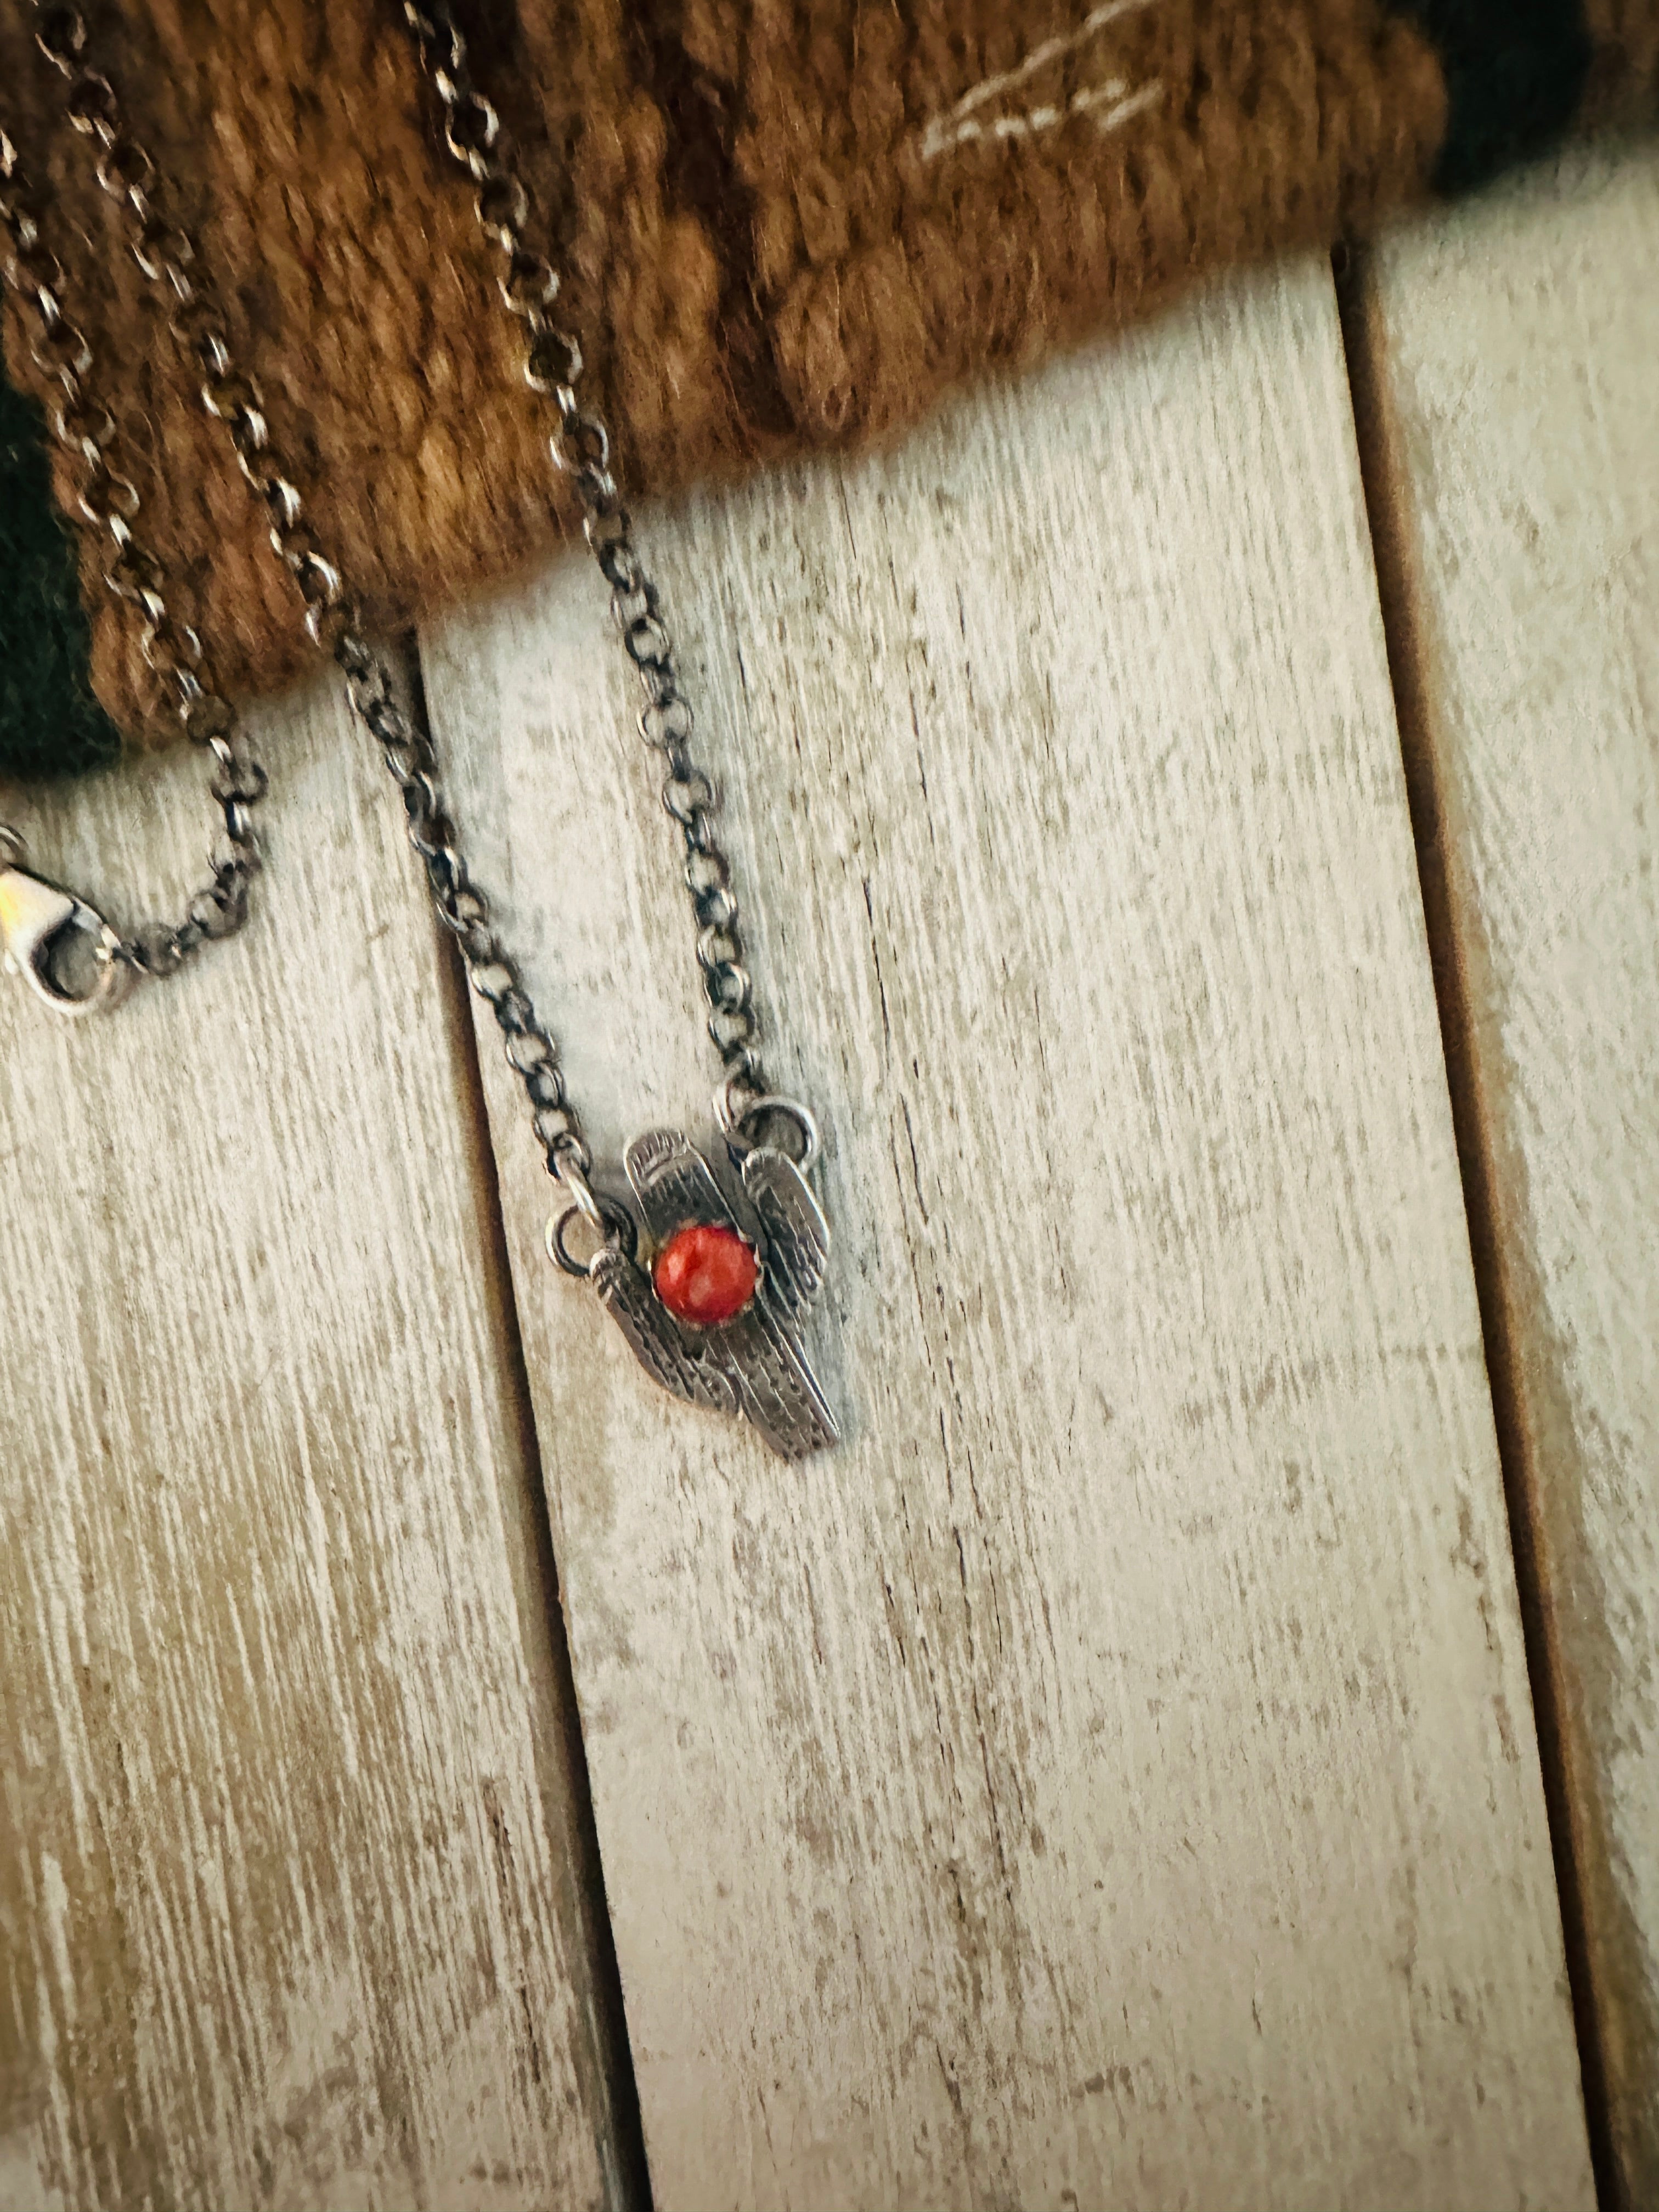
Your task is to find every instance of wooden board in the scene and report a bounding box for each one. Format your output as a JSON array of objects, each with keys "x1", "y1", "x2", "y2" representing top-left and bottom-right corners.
[
  {"x1": 418, "y1": 255, "x2": 1594, "y2": 2211},
  {"x1": 1353, "y1": 142, "x2": 1659, "y2": 2209},
  {"x1": 0, "y1": 681, "x2": 631, "y2": 2210}
]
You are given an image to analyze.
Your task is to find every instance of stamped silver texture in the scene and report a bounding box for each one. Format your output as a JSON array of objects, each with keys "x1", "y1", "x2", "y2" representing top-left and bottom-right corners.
[
  {"x1": 588, "y1": 1130, "x2": 839, "y2": 1463},
  {"x1": 7, "y1": 0, "x2": 842, "y2": 1450}
]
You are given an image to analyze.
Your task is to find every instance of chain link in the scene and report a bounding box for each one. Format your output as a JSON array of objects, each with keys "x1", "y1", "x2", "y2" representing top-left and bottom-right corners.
[
  {"x1": 25, "y1": 2, "x2": 591, "y2": 1174},
  {"x1": 402, "y1": 0, "x2": 770, "y2": 1124},
  {"x1": 0, "y1": 123, "x2": 264, "y2": 980},
  {"x1": 12, "y1": 1, "x2": 791, "y2": 1170}
]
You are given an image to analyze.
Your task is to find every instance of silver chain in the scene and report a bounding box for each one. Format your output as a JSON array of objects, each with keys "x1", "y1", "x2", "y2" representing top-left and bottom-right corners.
[
  {"x1": 8, "y1": 0, "x2": 783, "y2": 1197},
  {"x1": 0, "y1": 128, "x2": 266, "y2": 985},
  {"x1": 18, "y1": 4, "x2": 592, "y2": 1182},
  {"x1": 399, "y1": 1, "x2": 769, "y2": 1130}
]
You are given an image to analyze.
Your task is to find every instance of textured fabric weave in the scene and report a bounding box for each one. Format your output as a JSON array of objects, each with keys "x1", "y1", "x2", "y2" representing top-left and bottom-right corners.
[{"x1": 0, "y1": 0, "x2": 1654, "y2": 770}]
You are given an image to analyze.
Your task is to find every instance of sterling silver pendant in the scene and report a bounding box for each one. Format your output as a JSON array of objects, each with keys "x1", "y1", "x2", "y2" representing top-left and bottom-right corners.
[{"x1": 565, "y1": 1125, "x2": 838, "y2": 1462}]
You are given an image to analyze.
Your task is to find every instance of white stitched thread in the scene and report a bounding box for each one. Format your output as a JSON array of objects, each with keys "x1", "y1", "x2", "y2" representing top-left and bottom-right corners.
[
  {"x1": 918, "y1": 0, "x2": 1160, "y2": 160},
  {"x1": 946, "y1": 0, "x2": 1157, "y2": 120},
  {"x1": 1074, "y1": 75, "x2": 1163, "y2": 126},
  {"x1": 922, "y1": 74, "x2": 1164, "y2": 161}
]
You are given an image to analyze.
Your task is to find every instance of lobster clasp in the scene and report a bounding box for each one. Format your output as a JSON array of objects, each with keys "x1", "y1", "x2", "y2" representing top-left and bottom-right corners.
[{"x1": 0, "y1": 856, "x2": 129, "y2": 1016}]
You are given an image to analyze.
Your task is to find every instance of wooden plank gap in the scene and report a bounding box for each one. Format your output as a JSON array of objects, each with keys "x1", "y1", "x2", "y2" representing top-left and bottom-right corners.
[
  {"x1": 399, "y1": 634, "x2": 656, "y2": 2212},
  {"x1": 417, "y1": 256, "x2": 1593, "y2": 2209},
  {"x1": 2, "y1": 670, "x2": 640, "y2": 2207},
  {"x1": 1333, "y1": 247, "x2": 1617, "y2": 2212}
]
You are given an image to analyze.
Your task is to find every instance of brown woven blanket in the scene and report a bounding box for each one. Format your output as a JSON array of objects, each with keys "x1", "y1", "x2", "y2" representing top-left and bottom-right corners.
[{"x1": 3, "y1": 0, "x2": 1656, "y2": 750}]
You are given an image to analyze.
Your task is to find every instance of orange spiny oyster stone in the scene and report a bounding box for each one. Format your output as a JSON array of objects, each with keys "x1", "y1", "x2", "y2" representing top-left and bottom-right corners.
[{"x1": 652, "y1": 1221, "x2": 759, "y2": 1327}]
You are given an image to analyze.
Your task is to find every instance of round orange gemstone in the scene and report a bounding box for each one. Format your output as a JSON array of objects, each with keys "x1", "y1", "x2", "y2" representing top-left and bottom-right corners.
[{"x1": 652, "y1": 1221, "x2": 758, "y2": 1327}]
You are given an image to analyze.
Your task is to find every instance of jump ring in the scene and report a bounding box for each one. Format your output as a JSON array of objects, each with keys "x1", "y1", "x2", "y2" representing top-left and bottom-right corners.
[
  {"x1": 716, "y1": 1089, "x2": 821, "y2": 1175},
  {"x1": 545, "y1": 1193, "x2": 637, "y2": 1279}
]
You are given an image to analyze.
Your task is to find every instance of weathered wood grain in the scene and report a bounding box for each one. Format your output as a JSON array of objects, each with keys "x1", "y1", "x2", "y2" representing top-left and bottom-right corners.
[
  {"x1": 1354, "y1": 143, "x2": 1659, "y2": 2208},
  {"x1": 0, "y1": 679, "x2": 630, "y2": 2210},
  {"x1": 419, "y1": 256, "x2": 1594, "y2": 2210}
]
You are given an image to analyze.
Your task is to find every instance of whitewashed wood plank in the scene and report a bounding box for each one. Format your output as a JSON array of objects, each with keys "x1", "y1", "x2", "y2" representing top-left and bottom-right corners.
[
  {"x1": 0, "y1": 678, "x2": 630, "y2": 2210},
  {"x1": 1355, "y1": 142, "x2": 1659, "y2": 2208},
  {"x1": 419, "y1": 255, "x2": 1593, "y2": 2210}
]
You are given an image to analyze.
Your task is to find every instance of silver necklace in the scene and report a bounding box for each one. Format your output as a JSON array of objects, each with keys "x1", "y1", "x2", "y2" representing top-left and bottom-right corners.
[{"x1": 0, "y1": 0, "x2": 838, "y2": 1459}]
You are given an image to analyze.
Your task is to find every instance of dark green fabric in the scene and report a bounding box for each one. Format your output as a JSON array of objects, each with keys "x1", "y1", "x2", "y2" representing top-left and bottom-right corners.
[
  {"x1": 0, "y1": 354, "x2": 121, "y2": 783},
  {"x1": 1393, "y1": 0, "x2": 1593, "y2": 193}
]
